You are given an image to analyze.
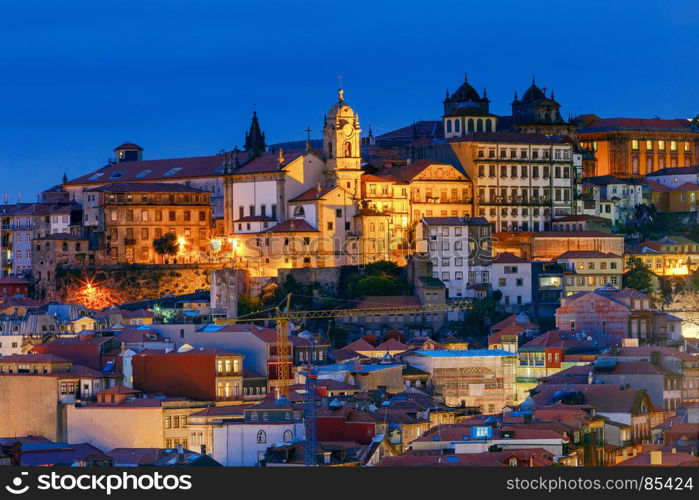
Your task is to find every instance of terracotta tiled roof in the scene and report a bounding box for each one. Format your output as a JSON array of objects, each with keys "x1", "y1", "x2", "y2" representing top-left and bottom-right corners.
[
  {"x1": 579, "y1": 117, "x2": 694, "y2": 133},
  {"x1": 288, "y1": 187, "x2": 335, "y2": 202},
  {"x1": 492, "y1": 251, "x2": 529, "y2": 264},
  {"x1": 0, "y1": 353, "x2": 71, "y2": 363},
  {"x1": 377, "y1": 449, "x2": 554, "y2": 467},
  {"x1": 491, "y1": 314, "x2": 538, "y2": 332},
  {"x1": 555, "y1": 250, "x2": 622, "y2": 259},
  {"x1": 530, "y1": 383, "x2": 650, "y2": 414},
  {"x1": 343, "y1": 339, "x2": 376, "y2": 352},
  {"x1": 99, "y1": 384, "x2": 140, "y2": 395},
  {"x1": 265, "y1": 219, "x2": 318, "y2": 233},
  {"x1": 114, "y1": 143, "x2": 143, "y2": 151},
  {"x1": 377, "y1": 159, "x2": 462, "y2": 183},
  {"x1": 374, "y1": 339, "x2": 409, "y2": 352},
  {"x1": 646, "y1": 165, "x2": 699, "y2": 177},
  {"x1": 613, "y1": 451, "x2": 699, "y2": 467},
  {"x1": 86, "y1": 182, "x2": 206, "y2": 194},
  {"x1": 615, "y1": 345, "x2": 695, "y2": 361},
  {"x1": 375, "y1": 120, "x2": 443, "y2": 140}
]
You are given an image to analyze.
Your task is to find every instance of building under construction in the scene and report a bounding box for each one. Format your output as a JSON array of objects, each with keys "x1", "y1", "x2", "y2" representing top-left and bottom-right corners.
[{"x1": 403, "y1": 349, "x2": 517, "y2": 411}]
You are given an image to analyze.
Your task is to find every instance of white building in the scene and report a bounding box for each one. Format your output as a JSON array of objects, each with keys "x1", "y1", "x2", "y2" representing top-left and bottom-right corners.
[
  {"x1": 646, "y1": 165, "x2": 699, "y2": 189},
  {"x1": 459, "y1": 133, "x2": 578, "y2": 232},
  {"x1": 584, "y1": 175, "x2": 646, "y2": 226},
  {"x1": 490, "y1": 252, "x2": 532, "y2": 311},
  {"x1": 418, "y1": 216, "x2": 492, "y2": 298},
  {"x1": 210, "y1": 399, "x2": 304, "y2": 466}
]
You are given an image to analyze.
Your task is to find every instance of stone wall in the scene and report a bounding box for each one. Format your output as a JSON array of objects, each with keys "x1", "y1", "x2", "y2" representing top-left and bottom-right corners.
[
  {"x1": 0, "y1": 376, "x2": 62, "y2": 441},
  {"x1": 277, "y1": 267, "x2": 342, "y2": 295},
  {"x1": 54, "y1": 264, "x2": 225, "y2": 305}
]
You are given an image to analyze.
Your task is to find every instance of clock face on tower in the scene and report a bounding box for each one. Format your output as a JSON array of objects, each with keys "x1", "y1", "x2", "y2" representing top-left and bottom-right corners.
[{"x1": 342, "y1": 123, "x2": 353, "y2": 137}]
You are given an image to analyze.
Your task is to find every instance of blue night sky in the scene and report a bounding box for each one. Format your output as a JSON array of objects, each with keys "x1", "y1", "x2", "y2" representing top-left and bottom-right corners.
[{"x1": 0, "y1": 0, "x2": 697, "y2": 200}]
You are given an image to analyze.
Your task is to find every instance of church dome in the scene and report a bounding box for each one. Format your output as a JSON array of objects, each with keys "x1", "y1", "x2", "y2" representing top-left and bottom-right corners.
[
  {"x1": 521, "y1": 82, "x2": 547, "y2": 102},
  {"x1": 327, "y1": 89, "x2": 357, "y2": 121},
  {"x1": 447, "y1": 75, "x2": 483, "y2": 103}
]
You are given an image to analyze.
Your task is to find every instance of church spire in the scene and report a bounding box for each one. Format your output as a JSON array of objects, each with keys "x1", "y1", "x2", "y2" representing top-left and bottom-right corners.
[{"x1": 244, "y1": 110, "x2": 266, "y2": 158}]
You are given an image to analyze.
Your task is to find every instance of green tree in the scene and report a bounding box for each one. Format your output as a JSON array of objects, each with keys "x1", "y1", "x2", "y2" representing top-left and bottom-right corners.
[
  {"x1": 153, "y1": 233, "x2": 179, "y2": 257},
  {"x1": 238, "y1": 293, "x2": 264, "y2": 317},
  {"x1": 349, "y1": 275, "x2": 400, "y2": 296},
  {"x1": 459, "y1": 297, "x2": 499, "y2": 340},
  {"x1": 363, "y1": 260, "x2": 401, "y2": 278},
  {"x1": 623, "y1": 257, "x2": 654, "y2": 294}
]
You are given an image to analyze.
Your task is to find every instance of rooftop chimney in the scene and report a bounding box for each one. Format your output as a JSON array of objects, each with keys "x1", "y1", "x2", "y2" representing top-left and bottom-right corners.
[{"x1": 650, "y1": 450, "x2": 662, "y2": 466}]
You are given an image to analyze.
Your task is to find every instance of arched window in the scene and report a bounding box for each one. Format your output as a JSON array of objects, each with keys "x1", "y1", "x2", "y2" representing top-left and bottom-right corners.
[
  {"x1": 485, "y1": 119, "x2": 493, "y2": 132},
  {"x1": 257, "y1": 430, "x2": 266, "y2": 444},
  {"x1": 446, "y1": 120, "x2": 452, "y2": 134},
  {"x1": 293, "y1": 206, "x2": 305, "y2": 218},
  {"x1": 343, "y1": 141, "x2": 352, "y2": 157},
  {"x1": 283, "y1": 430, "x2": 293, "y2": 443},
  {"x1": 477, "y1": 119, "x2": 483, "y2": 132},
  {"x1": 454, "y1": 119, "x2": 460, "y2": 133},
  {"x1": 468, "y1": 119, "x2": 474, "y2": 132}
]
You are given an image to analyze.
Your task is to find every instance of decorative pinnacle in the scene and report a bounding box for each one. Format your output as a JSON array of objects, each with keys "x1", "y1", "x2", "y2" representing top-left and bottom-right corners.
[
  {"x1": 338, "y1": 88, "x2": 344, "y2": 101},
  {"x1": 278, "y1": 147, "x2": 284, "y2": 164}
]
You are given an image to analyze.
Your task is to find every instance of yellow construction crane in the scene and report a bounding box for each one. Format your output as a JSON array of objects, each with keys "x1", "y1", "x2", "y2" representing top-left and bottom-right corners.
[{"x1": 215, "y1": 295, "x2": 473, "y2": 398}]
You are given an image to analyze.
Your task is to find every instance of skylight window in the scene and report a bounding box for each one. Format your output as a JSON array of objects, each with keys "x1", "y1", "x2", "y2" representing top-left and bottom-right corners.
[
  {"x1": 163, "y1": 167, "x2": 183, "y2": 177},
  {"x1": 109, "y1": 171, "x2": 125, "y2": 179},
  {"x1": 88, "y1": 172, "x2": 105, "y2": 181},
  {"x1": 135, "y1": 169, "x2": 152, "y2": 178}
]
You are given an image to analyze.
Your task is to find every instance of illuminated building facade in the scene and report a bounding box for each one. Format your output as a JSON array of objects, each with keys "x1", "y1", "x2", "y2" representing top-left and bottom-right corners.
[
  {"x1": 87, "y1": 183, "x2": 212, "y2": 264},
  {"x1": 575, "y1": 115, "x2": 699, "y2": 178},
  {"x1": 627, "y1": 236, "x2": 699, "y2": 277},
  {"x1": 360, "y1": 160, "x2": 474, "y2": 264}
]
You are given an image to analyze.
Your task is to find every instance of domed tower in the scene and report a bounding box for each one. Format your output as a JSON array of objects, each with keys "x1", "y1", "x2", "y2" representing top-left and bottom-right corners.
[
  {"x1": 512, "y1": 77, "x2": 575, "y2": 136},
  {"x1": 323, "y1": 89, "x2": 362, "y2": 198},
  {"x1": 443, "y1": 73, "x2": 489, "y2": 116},
  {"x1": 442, "y1": 74, "x2": 496, "y2": 138}
]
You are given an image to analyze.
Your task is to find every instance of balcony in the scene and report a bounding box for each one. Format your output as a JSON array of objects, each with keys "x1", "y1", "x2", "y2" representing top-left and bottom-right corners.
[
  {"x1": 479, "y1": 196, "x2": 551, "y2": 206},
  {"x1": 1, "y1": 223, "x2": 34, "y2": 231}
]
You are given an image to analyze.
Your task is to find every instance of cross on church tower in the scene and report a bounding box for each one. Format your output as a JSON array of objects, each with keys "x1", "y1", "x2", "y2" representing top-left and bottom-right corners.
[{"x1": 305, "y1": 126, "x2": 312, "y2": 151}]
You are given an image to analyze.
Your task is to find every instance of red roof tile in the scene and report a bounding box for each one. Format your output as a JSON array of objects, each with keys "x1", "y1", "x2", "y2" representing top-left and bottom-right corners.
[
  {"x1": 288, "y1": 187, "x2": 336, "y2": 202},
  {"x1": 579, "y1": 117, "x2": 694, "y2": 133},
  {"x1": 493, "y1": 252, "x2": 529, "y2": 264},
  {"x1": 87, "y1": 182, "x2": 206, "y2": 194},
  {"x1": 265, "y1": 219, "x2": 318, "y2": 233},
  {"x1": 556, "y1": 250, "x2": 622, "y2": 259}
]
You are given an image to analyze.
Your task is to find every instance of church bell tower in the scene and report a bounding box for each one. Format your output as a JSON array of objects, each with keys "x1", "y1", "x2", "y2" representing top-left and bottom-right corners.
[{"x1": 323, "y1": 89, "x2": 363, "y2": 198}]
